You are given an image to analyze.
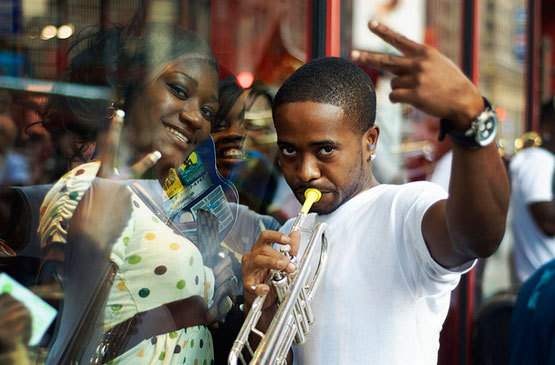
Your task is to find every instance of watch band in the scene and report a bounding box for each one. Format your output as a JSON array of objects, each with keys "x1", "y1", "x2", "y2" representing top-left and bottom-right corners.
[{"x1": 438, "y1": 97, "x2": 498, "y2": 149}]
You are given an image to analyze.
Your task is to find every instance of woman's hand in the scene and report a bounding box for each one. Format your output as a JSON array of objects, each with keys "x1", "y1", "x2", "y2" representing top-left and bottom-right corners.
[
  {"x1": 97, "y1": 110, "x2": 161, "y2": 179},
  {"x1": 68, "y1": 109, "x2": 161, "y2": 256}
]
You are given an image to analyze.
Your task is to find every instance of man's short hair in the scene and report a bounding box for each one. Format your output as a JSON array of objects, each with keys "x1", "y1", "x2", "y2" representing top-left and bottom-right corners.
[{"x1": 273, "y1": 57, "x2": 376, "y2": 134}]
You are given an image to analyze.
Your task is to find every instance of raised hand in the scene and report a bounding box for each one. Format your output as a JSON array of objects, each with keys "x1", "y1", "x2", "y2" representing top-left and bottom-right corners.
[
  {"x1": 351, "y1": 21, "x2": 484, "y2": 130},
  {"x1": 97, "y1": 110, "x2": 161, "y2": 179},
  {"x1": 67, "y1": 109, "x2": 161, "y2": 257}
]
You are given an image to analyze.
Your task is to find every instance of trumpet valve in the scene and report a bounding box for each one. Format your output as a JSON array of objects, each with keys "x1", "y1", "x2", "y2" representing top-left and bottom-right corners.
[
  {"x1": 279, "y1": 244, "x2": 291, "y2": 258},
  {"x1": 273, "y1": 275, "x2": 289, "y2": 304}
]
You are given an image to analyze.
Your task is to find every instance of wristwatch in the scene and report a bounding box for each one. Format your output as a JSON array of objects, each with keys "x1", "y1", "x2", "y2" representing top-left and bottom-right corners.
[{"x1": 438, "y1": 97, "x2": 498, "y2": 149}]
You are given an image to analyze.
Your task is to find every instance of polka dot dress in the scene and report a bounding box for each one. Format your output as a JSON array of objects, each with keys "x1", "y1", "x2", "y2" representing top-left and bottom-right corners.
[
  {"x1": 105, "y1": 192, "x2": 215, "y2": 364},
  {"x1": 39, "y1": 162, "x2": 215, "y2": 364}
]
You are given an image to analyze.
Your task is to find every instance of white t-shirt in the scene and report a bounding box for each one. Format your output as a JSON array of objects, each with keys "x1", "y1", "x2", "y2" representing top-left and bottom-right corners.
[
  {"x1": 509, "y1": 147, "x2": 555, "y2": 284},
  {"x1": 430, "y1": 150, "x2": 452, "y2": 191},
  {"x1": 281, "y1": 182, "x2": 472, "y2": 364}
]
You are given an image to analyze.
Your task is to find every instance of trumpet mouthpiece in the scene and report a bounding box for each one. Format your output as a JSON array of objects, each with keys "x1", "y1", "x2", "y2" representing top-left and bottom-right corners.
[{"x1": 301, "y1": 188, "x2": 322, "y2": 213}]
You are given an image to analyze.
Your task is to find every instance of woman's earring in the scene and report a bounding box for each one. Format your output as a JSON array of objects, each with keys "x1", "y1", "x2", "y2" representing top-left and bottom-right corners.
[
  {"x1": 369, "y1": 144, "x2": 375, "y2": 150},
  {"x1": 370, "y1": 154, "x2": 376, "y2": 161},
  {"x1": 106, "y1": 97, "x2": 123, "y2": 119}
]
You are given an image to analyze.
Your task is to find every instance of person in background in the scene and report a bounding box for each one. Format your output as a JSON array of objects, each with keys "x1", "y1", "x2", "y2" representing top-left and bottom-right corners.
[
  {"x1": 210, "y1": 77, "x2": 283, "y2": 364},
  {"x1": 213, "y1": 77, "x2": 299, "y2": 221},
  {"x1": 0, "y1": 92, "x2": 46, "y2": 293},
  {"x1": 213, "y1": 78, "x2": 278, "y2": 179},
  {"x1": 0, "y1": 91, "x2": 31, "y2": 186},
  {"x1": 0, "y1": 86, "x2": 104, "y2": 287},
  {"x1": 0, "y1": 94, "x2": 17, "y2": 179},
  {"x1": 508, "y1": 258, "x2": 555, "y2": 364},
  {"x1": 509, "y1": 98, "x2": 555, "y2": 286}
]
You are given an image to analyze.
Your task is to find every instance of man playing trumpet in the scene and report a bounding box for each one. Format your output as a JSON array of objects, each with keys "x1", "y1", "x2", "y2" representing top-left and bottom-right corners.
[{"x1": 241, "y1": 21, "x2": 509, "y2": 364}]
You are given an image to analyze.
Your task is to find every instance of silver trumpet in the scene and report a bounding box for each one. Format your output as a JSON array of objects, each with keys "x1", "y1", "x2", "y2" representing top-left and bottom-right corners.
[{"x1": 229, "y1": 188, "x2": 329, "y2": 365}]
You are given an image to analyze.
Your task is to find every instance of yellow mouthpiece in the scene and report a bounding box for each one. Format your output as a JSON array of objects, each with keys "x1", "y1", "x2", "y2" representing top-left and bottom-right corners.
[{"x1": 301, "y1": 188, "x2": 322, "y2": 214}]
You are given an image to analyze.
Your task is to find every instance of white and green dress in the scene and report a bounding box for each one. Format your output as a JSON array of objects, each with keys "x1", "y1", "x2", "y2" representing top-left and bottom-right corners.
[{"x1": 39, "y1": 161, "x2": 215, "y2": 365}]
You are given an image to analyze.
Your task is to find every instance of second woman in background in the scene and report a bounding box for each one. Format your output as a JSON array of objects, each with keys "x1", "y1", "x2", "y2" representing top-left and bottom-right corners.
[{"x1": 212, "y1": 78, "x2": 299, "y2": 222}]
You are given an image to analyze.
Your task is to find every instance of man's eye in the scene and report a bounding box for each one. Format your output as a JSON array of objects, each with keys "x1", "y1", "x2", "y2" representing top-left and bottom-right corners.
[
  {"x1": 281, "y1": 147, "x2": 296, "y2": 157},
  {"x1": 320, "y1": 146, "x2": 334, "y2": 156},
  {"x1": 169, "y1": 84, "x2": 188, "y2": 99}
]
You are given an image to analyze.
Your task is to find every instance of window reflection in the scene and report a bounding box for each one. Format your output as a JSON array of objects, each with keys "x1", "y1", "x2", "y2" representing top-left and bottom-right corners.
[{"x1": 0, "y1": 1, "x2": 550, "y2": 364}]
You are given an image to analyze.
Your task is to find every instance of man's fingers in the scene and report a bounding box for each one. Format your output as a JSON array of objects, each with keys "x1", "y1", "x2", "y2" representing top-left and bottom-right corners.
[
  {"x1": 241, "y1": 247, "x2": 283, "y2": 279},
  {"x1": 389, "y1": 88, "x2": 418, "y2": 105},
  {"x1": 242, "y1": 229, "x2": 299, "y2": 302},
  {"x1": 351, "y1": 50, "x2": 414, "y2": 75},
  {"x1": 127, "y1": 151, "x2": 162, "y2": 178},
  {"x1": 253, "y1": 284, "x2": 270, "y2": 296},
  {"x1": 251, "y1": 249, "x2": 290, "y2": 271},
  {"x1": 391, "y1": 75, "x2": 418, "y2": 90},
  {"x1": 253, "y1": 230, "x2": 291, "y2": 249},
  {"x1": 367, "y1": 20, "x2": 422, "y2": 56},
  {"x1": 243, "y1": 277, "x2": 270, "y2": 297}
]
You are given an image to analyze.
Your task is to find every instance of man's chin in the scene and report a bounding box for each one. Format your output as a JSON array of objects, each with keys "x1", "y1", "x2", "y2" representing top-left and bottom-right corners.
[
  {"x1": 308, "y1": 198, "x2": 341, "y2": 215},
  {"x1": 312, "y1": 205, "x2": 339, "y2": 215}
]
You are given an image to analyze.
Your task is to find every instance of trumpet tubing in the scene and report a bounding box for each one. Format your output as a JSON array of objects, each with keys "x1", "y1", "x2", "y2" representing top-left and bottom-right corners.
[{"x1": 229, "y1": 189, "x2": 329, "y2": 365}]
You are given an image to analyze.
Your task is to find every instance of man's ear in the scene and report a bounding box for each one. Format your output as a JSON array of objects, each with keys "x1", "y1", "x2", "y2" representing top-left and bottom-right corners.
[{"x1": 362, "y1": 125, "x2": 380, "y2": 162}]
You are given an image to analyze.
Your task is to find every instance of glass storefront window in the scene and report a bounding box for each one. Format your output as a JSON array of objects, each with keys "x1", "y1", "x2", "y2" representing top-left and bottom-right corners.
[{"x1": 0, "y1": 1, "x2": 551, "y2": 364}]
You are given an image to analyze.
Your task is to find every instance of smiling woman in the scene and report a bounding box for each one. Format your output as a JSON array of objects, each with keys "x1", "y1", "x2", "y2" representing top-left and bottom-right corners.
[
  {"x1": 36, "y1": 22, "x2": 224, "y2": 365},
  {"x1": 124, "y1": 56, "x2": 219, "y2": 182},
  {"x1": 43, "y1": 22, "x2": 219, "y2": 175},
  {"x1": 212, "y1": 77, "x2": 248, "y2": 179}
]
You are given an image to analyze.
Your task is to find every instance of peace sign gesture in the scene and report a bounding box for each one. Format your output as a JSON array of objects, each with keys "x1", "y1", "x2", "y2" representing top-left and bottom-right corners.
[
  {"x1": 351, "y1": 21, "x2": 484, "y2": 130},
  {"x1": 97, "y1": 109, "x2": 161, "y2": 179}
]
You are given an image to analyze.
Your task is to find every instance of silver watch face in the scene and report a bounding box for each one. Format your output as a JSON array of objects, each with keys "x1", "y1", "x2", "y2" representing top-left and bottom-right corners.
[
  {"x1": 476, "y1": 111, "x2": 498, "y2": 146},
  {"x1": 467, "y1": 109, "x2": 498, "y2": 147}
]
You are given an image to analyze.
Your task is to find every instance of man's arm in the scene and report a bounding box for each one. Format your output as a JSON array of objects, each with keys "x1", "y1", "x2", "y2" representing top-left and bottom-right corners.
[{"x1": 352, "y1": 21, "x2": 510, "y2": 269}]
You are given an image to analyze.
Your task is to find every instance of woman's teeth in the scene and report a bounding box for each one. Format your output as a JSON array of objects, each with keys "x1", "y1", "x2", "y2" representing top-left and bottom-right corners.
[
  {"x1": 165, "y1": 125, "x2": 189, "y2": 143},
  {"x1": 223, "y1": 148, "x2": 245, "y2": 158}
]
